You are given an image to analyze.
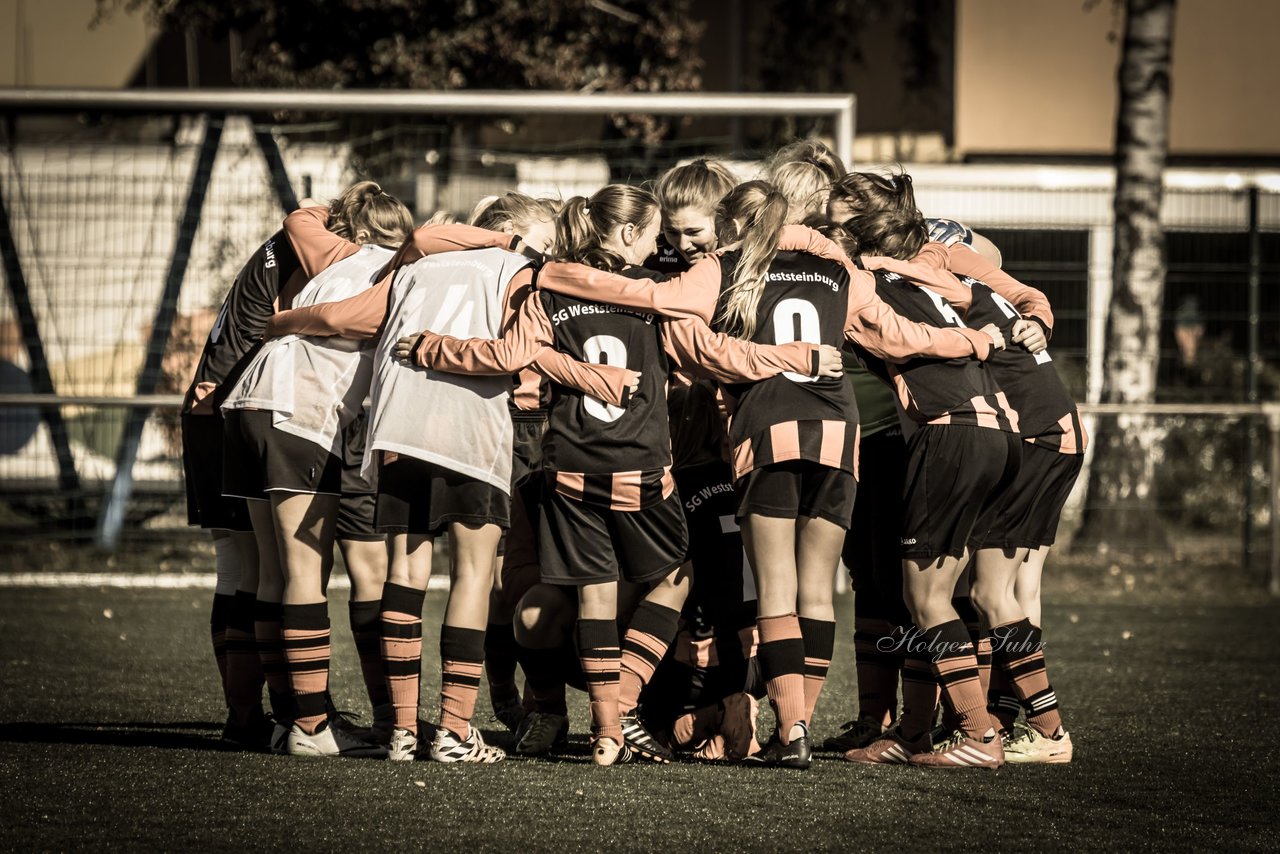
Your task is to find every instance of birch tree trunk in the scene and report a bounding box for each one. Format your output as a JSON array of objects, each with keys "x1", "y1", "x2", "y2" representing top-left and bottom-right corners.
[{"x1": 1076, "y1": 0, "x2": 1176, "y2": 552}]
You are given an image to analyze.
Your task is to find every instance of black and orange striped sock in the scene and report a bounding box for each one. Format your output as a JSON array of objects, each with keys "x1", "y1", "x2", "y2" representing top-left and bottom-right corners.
[
  {"x1": 440, "y1": 626, "x2": 486, "y2": 738},
  {"x1": 923, "y1": 619, "x2": 989, "y2": 740},
  {"x1": 516, "y1": 643, "x2": 569, "y2": 716},
  {"x1": 619, "y1": 602, "x2": 681, "y2": 715},
  {"x1": 987, "y1": 661, "x2": 1021, "y2": 732},
  {"x1": 756, "y1": 613, "x2": 807, "y2": 743},
  {"x1": 254, "y1": 600, "x2": 292, "y2": 724},
  {"x1": 576, "y1": 619, "x2": 621, "y2": 745},
  {"x1": 799, "y1": 616, "x2": 836, "y2": 725},
  {"x1": 898, "y1": 625, "x2": 940, "y2": 740},
  {"x1": 380, "y1": 582, "x2": 425, "y2": 735},
  {"x1": 348, "y1": 599, "x2": 390, "y2": 710},
  {"x1": 853, "y1": 616, "x2": 901, "y2": 727},
  {"x1": 484, "y1": 621, "x2": 520, "y2": 704},
  {"x1": 948, "y1": 596, "x2": 997, "y2": 732},
  {"x1": 225, "y1": 591, "x2": 264, "y2": 724},
  {"x1": 281, "y1": 602, "x2": 330, "y2": 735},
  {"x1": 210, "y1": 593, "x2": 233, "y2": 704},
  {"x1": 991, "y1": 619, "x2": 1062, "y2": 737}
]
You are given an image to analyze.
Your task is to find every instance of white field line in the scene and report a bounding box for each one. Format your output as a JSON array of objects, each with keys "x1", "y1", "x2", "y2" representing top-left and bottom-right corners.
[{"x1": 0, "y1": 572, "x2": 452, "y2": 590}]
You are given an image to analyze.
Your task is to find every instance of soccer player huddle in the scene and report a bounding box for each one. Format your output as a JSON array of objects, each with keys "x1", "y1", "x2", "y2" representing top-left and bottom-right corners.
[{"x1": 182, "y1": 140, "x2": 1079, "y2": 770}]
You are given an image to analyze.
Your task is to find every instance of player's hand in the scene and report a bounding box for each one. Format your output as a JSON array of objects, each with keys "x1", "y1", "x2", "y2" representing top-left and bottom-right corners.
[
  {"x1": 393, "y1": 334, "x2": 420, "y2": 364},
  {"x1": 926, "y1": 217, "x2": 973, "y2": 247},
  {"x1": 625, "y1": 370, "x2": 642, "y2": 397},
  {"x1": 298, "y1": 197, "x2": 323, "y2": 209},
  {"x1": 816, "y1": 345, "x2": 844, "y2": 377},
  {"x1": 979, "y1": 323, "x2": 1006, "y2": 352},
  {"x1": 1011, "y1": 319, "x2": 1047, "y2": 354}
]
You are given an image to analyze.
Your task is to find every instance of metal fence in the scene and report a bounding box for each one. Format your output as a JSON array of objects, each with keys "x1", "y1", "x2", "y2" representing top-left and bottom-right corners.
[{"x1": 0, "y1": 91, "x2": 1277, "y2": 590}]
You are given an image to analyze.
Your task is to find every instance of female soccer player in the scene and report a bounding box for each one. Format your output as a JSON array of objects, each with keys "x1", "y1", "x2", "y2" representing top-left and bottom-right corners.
[
  {"x1": 842, "y1": 176, "x2": 1079, "y2": 764},
  {"x1": 264, "y1": 199, "x2": 634, "y2": 762},
  {"x1": 817, "y1": 207, "x2": 1023, "y2": 769},
  {"x1": 649, "y1": 158, "x2": 738, "y2": 274},
  {"x1": 531, "y1": 182, "x2": 1004, "y2": 768},
  {"x1": 182, "y1": 223, "x2": 307, "y2": 750},
  {"x1": 183, "y1": 183, "x2": 402, "y2": 750},
  {"x1": 402, "y1": 184, "x2": 843, "y2": 765},
  {"x1": 221, "y1": 183, "x2": 412, "y2": 758}
]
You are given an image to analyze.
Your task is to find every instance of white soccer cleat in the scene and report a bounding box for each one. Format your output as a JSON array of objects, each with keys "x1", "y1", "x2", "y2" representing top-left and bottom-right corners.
[
  {"x1": 430, "y1": 725, "x2": 506, "y2": 764},
  {"x1": 909, "y1": 729, "x2": 1004, "y2": 769},
  {"x1": 591, "y1": 736, "x2": 631, "y2": 767},
  {"x1": 1003, "y1": 724, "x2": 1073, "y2": 764},
  {"x1": 388, "y1": 727, "x2": 419, "y2": 762},
  {"x1": 286, "y1": 718, "x2": 388, "y2": 759}
]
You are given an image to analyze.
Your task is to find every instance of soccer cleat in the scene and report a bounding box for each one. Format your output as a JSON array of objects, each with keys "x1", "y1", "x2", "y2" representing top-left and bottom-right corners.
[
  {"x1": 743, "y1": 722, "x2": 812, "y2": 770},
  {"x1": 1002, "y1": 724, "x2": 1073, "y2": 764},
  {"x1": 514, "y1": 711, "x2": 569, "y2": 756},
  {"x1": 286, "y1": 718, "x2": 389, "y2": 759},
  {"x1": 430, "y1": 725, "x2": 506, "y2": 764},
  {"x1": 820, "y1": 716, "x2": 887, "y2": 753},
  {"x1": 909, "y1": 729, "x2": 1004, "y2": 769},
  {"x1": 491, "y1": 693, "x2": 528, "y2": 734},
  {"x1": 620, "y1": 714, "x2": 673, "y2": 764},
  {"x1": 842, "y1": 726, "x2": 931, "y2": 765},
  {"x1": 591, "y1": 736, "x2": 632, "y2": 767},
  {"x1": 388, "y1": 727, "x2": 419, "y2": 762},
  {"x1": 220, "y1": 706, "x2": 275, "y2": 752}
]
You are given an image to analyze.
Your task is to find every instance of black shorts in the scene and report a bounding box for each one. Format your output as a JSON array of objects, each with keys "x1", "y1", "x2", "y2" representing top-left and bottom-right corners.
[
  {"x1": 336, "y1": 492, "x2": 382, "y2": 542},
  {"x1": 339, "y1": 410, "x2": 376, "y2": 496},
  {"x1": 970, "y1": 443, "x2": 1083, "y2": 550},
  {"x1": 511, "y1": 415, "x2": 547, "y2": 488},
  {"x1": 221, "y1": 409, "x2": 343, "y2": 500},
  {"x1": 735, "y1": 460, "x2": 856, "y2": 529},
  {"x1": 499, "y1": 415, "x2": 547, "y2": 560},
  {"x1": 181, "y1": 410, "x2": 250, "y2": 531},
  {"x1": 375, "y1": 457, "x2": 510, "y2": 536},
  {"x1": 841, "y1": 426, "x2": 910, "y2": 624},
  {"x1": 900, "y1": 424, "x2": 1021, "y2": 560},
  {"x1": 539, "y1": 488, "x2": 689, "y2": 587}
]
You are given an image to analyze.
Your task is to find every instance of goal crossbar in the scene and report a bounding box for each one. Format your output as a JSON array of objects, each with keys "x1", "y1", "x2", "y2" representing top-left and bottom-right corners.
[{"x1": 0, "y1": 88, "x2": 857, "y2": 165}]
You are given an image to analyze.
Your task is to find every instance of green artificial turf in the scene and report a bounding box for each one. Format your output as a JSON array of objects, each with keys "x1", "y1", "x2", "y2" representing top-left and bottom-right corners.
[{"x1": 0, "y1": 588, "x2": 1277, "y2": 851}]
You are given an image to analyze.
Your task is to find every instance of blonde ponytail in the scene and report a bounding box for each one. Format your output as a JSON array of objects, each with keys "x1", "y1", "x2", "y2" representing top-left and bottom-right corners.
[{"x1": 714, "y1": 180, "x2": 788, "y2": 339}]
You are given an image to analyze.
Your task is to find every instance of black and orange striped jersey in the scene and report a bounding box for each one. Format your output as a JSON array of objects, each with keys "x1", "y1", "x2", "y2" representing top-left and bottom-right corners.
[
  {"x1": 957, "y1": 276, "x2": 1085, "y2": 454},
  {"x1": 186, "y1": 230, "x2": 303, "y2": 412},
  {"x1": 714, "y1": 250, "x2": 860, "y2": 480},
  {"x1": 853, "y1": 269, "x2": 1019, "y2": 434},
  {"x1": 540, "y1": 267, "x2": 675, "y2": 511}
]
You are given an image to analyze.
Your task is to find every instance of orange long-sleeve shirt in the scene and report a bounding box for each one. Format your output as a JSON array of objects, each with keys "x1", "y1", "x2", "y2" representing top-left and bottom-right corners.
[
  {"x1": 410, "y1": 288, "x2": 823, "y2": 382},
  {"x1": 536, "y1": 225, "x2": 994, "y2": 364},
  {"x1": 858, "y1": 242, "x2": 1055, "y2": 336}
]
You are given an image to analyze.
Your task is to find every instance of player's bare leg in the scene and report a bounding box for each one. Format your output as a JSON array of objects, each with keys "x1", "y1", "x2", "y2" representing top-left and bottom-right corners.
[{"x1": 796, "y1": 516, "x2": 844, "y2": 725}]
